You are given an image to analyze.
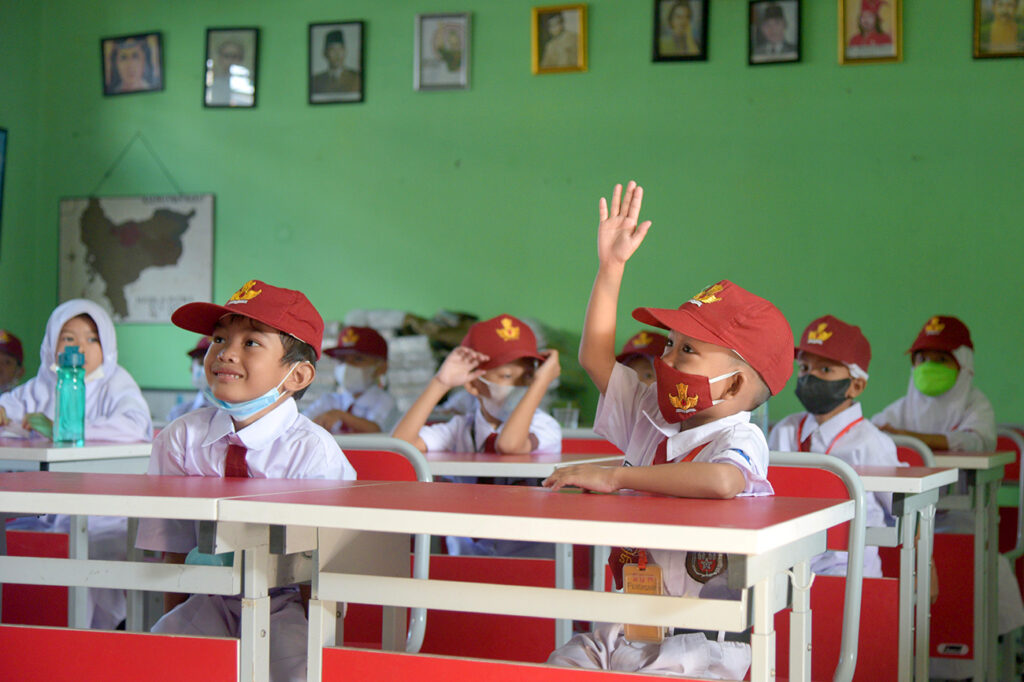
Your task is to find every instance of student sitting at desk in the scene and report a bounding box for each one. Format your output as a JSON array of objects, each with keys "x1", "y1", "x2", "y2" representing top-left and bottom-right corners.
[
  {"x1": 0, "y1": 329, "x2": 25, "y2": 394},
  {"x1": 0, "y1": 299, "x2": 152, "y2": 630},
  {"x1": 769, "y1": 315, "x2": 901, "y2": 577},
  {"x1": 542, "y1": 181, "x2": 793, "y2": 679},
  {"x1": 166, "y1": 335, "x2": 215, "y2": 422},
  {"x1": 136, "y1": 280, "x2": 355, "y2": 682},
  {"x1": 393, "y1": 313, "x2": 561, "y2": 556},
  {"x1": 303, "y1": 326, "x2": 398, "y2": 434}
]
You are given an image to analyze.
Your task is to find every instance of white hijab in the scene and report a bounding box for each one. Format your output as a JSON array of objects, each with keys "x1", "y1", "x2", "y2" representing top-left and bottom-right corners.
[{"x1": 0, "y1": 299, "x2": 152, "y2": 441}]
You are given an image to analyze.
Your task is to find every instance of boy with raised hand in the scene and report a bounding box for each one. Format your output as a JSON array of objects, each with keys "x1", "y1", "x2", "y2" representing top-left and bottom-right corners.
[
  {"x1": 768, "y1": 314, "x2": 901, "y2": 577},
  {"x1": 136, "y1": 279, "x2": 355, "y2": 682},
  {"x1": 543, "y1": 181, "x2": 793, "y2": 679}
]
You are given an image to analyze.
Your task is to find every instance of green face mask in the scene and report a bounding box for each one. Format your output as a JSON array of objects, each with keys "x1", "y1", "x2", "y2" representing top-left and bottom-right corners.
[{"x1": 912, "y1": 362, "x2": 958, "y2": 397}]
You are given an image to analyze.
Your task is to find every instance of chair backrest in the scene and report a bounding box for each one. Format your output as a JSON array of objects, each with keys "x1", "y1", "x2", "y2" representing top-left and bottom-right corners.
[
  {"x1": 559, "y1": 437, "x2": 622, "y2": 455},
  {"x1": 888, "y1": 434, "x2": 936, "y2": 467},
  {"x1": 769, "y1": 451, "x2": 866, "y2": 682},
  {"x1": 334, "y1": 435, "x2": 432, "y2": 653},
  {"x1": 997, "y1": 426, "x2": 1024, "y2": 561}
]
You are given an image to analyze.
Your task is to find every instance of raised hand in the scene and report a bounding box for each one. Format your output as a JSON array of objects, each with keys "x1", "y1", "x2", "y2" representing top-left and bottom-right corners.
[
  {"x1": 597, "y1": 181, "x2": 652, "y2": 267},
  {"x1": 435, "y1": 346, "x2": 489, "y2": 388},
  {"x1": 534, "y1": 349, "x2": 561, "y2": 385}
]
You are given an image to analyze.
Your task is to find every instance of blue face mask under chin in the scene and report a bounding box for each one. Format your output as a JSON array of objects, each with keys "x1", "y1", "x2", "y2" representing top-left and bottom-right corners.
[{"x1": 203, "y1": 363, "x2": 302, "y2": 420}]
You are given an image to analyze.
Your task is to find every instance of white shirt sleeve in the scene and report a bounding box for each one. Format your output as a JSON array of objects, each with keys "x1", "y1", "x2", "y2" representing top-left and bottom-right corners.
[
  {"x1": 419, "y1": 415, "x2": 466, "y2": 452},
  {"x1": 594, "y1": 363, "x2": 657, "y2": 453}
]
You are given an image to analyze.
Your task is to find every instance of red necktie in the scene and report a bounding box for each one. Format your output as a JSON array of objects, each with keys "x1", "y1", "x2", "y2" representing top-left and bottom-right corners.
[
  {"x1": 224, "y1": 443, "x2": 249, "y2": 478},
  {"x1": 652, "y1": 438, "x2": 669, "y2": 465},
  {"x1": 481, "y1": 433, "x2": 498, "y2": 454}
]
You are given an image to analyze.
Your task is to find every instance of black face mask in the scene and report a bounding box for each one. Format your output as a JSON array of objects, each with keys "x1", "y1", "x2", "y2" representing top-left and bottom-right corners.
[{"x1": 795, "y1": 375, "x2": 851, "y2": 415}]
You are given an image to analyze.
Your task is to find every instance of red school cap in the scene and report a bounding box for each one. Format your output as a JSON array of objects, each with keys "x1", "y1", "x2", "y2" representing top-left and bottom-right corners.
[
  {"x1": 171, "y1": 280, "x2": 325, "y2": 359},
  {"x1": 796, "y1": 315, "x2": 871, "y2": 373},
  {"x1": 0, "y1": 329, "x2": 23, "y2": 365},
  {"x1": 186, "y1": 336, "x2": 212, "y2": 359},
  {"x1": 908, "y1": 315, "x2": 973, "y2": 355},
  {"x1": 632, "y1": 280, "x2": 794, "y2": 395},
  {"x1": 460, "y1": 314, "x2": 545, "y2": 371},
  {"x1": 616, "y1": 330, "x2": 669, "y2": 363},
  {"x1": 325, "y1": 326, "x2": 388, "y2": 361}
]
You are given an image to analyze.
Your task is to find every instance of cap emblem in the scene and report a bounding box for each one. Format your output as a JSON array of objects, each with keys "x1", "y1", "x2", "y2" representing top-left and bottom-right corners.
[
  {"x1": 341, "y1": 328, "x2": 359, "y2": 346},
  {"x1": 669, "y1": 383, "x2": 699, "y2": 413},
  {"x1": 688, "y1": 283, "x2": 723, "y2": 307},
  {"x1": 495, "y1": 317, "x2": 520, "y2": 342},
  {"x1": 806, "y1": 322, "x2": 832, "y2": 345},
  {"x1": 226, "y1": 280, "x2": 262, "y2": 305},
  {"x1": 925, "y1": 317, "x2": 944, "y2": 336},
  {"x1": 634, "y1": 331, "x2": 652, "y2": 348},
  {"x1": 0, "y1": 331, "x2": 9, "y2": 343}
]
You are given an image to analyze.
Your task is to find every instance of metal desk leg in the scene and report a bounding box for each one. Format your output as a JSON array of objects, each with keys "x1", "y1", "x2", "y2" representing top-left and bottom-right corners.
[
  {"x1": 68, "y1": 514, "x2": 89, "y2": 628},
  {"x1": 306, "y1": 598, "x2": 337, "y2": 682},
  {"x1": 239, "y1": 545, "x2": 270, "y2": 682},
  {"x1": 554, "y1": 542, "x2": 572, "y2": 647},
  {"x1": 125, "y1": 517, "x2": 143, "y2": 631},
  {"x1": 897, "y1": 506, "x2": 916, "y2": 682},
  {"x1": 915, "y1": 504, "x2": 935, "y2": 682},
  {"x1": 789, "y1": 560, "x2": 812, "y2": 682},
  {"x1": 750, "y1": 575, "x2": 778, "y2": 682},
  {"x1": 985, "y1": 478, "x2": 1001, "y2": 681}
]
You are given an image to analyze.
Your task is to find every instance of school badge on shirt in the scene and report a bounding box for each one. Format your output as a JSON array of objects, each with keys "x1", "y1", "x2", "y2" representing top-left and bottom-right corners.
[{"x1": 686, "y1": 551, "x2": 727, "y2": 583}]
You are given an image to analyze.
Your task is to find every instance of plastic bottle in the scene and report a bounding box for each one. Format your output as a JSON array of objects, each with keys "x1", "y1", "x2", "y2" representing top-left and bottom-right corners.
[{"x1": 54, "y1": 345, "x2": 85, "y2": 446}]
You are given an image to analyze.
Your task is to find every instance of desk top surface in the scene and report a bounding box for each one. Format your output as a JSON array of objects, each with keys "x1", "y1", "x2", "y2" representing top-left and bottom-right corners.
[
  {"x1": 220, "y1": 481, "x2": 853, "y2": 555},
  {"x1": 0, "y1": 438, "x2": 151, "y2": 462},
  {"x1": 931, "y1": 450, "x2": 1014, "y2": 469},
  {"x1": 423, "y1": 451, "x2": 623, "y2": 477},
  {"x1": 854, "y1": 465, "x2": 959, "y2": 494}
]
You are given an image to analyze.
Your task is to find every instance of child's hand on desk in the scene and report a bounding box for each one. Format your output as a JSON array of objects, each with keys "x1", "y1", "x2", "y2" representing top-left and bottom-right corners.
[
  {"x1": 597, "y1": 181, "x2": 652, "y2": 268},
  {"x1": 312, "y1": 409, "x2": 347, "y2": 431},
  {"x1": 435, "y1": 346, "x2": 488, "y2": 388},
  {"x1": 543, "y1": 463, "x2": 620, "y2": 493},
  {"x1": 22, "y1": 412, "x2": 52, "y2": 436}
]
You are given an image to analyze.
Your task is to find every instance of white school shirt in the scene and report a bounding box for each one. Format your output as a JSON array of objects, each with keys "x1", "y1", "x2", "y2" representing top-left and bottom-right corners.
[
  {"x1": 136, "y1": 398, "x2": 355, "y2": 554},
  {"x1": 769, "y1": 402, "x2": 902, "y2": 577},
  {"x1": 167, "y1": 390, "x2": 216, "y2": 422},
  {"x1": 417, "y1": 399, "x2": 562, "y2": 454},
  {"x1": 594, "y1": 362, "x2": 773, "y2": 597},
  {"x1": 0, "y1": 299, "x2": 152, "y2": 443},
  {"x1": 302, "y1": 385, "x2": 399, "y2": 434}
]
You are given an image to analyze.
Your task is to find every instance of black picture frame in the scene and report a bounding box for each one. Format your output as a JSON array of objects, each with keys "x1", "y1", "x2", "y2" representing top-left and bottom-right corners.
[
  {"x1": 101, "y1": 32, "x2": 165, "y2": 96},
  {"x1": 749, "y1": 1, "x2": 801, "y2": 66},
  {"x1": 204, "y1": 27, "x2": 260, "y2": 108},
  {"x1": 309, "y1": 21, "x2": 365, "y2": 104},
  {"x1": 653, "y1": 0, "x2": 709, "y2": 62}
]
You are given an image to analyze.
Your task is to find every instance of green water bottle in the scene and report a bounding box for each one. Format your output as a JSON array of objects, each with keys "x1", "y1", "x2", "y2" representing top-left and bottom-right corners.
[{"x1": 54, "y1": 345, "x2": 85, "y2": 446}]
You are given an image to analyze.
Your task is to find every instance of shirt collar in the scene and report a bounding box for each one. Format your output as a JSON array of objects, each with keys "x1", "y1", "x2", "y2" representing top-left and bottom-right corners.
[
  {"x1": 202, "y1": 398, "x2": 299, "y2": 450},
  {"x1": 802, "y1": 402, "x2": 862, "y2": 441},
  {"x1": 645, "y1": 410, "x2": 751, "y2": 459}
]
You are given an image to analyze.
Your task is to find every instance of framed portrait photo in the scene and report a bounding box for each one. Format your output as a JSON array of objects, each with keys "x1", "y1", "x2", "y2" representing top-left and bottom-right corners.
[
  {"x1": 839, "y1": 0, "x2": 901, "y2": 64},
  {"x1": 309, "y1": 21, "x2": 365, "y2": 104},
  {"x1": 974, "y1": 0, "x2": 1024, "y2": 59},
  {"x1": 653, "y1": 0, "x2": 708, "y2": 62},
  {"x1": 749, "y1": 1, "x2": 801, "y2": 65},
  {"x1": 415, "y1": 13, "x2": 471, "y2": 91},
  {"x1": 101, "y1": 32, "x2": 164, "y2": 96},
  {"x1": 204, "y1": 27, "x2": 259, "y2": 108},
  {"x1": 532, "y1": 4, "x2": 587, "y2": 74}
]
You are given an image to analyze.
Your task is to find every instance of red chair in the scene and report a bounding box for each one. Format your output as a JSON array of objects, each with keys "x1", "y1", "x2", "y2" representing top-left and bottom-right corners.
[
  {"x1": 559, "y1": 438, "x2": 622, "y2": 455},
  {"x1": 768, "y1": 452, "x2": 870, "y2": 682},
  {"x1": 996, "y1": 427, "x2": 1024, "y2": 598},
  {"x1": 888, "y1": 434, "x2": 936, "y2": 467}
]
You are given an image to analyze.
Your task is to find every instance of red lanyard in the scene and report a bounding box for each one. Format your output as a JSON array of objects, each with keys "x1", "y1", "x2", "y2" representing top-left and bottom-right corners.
[
  {"x1": 798, "y1": 414, "x2": 864, "y2": 454},
  {"x1": 652, "y1": 439, "x2": 709, "y2": 465}
]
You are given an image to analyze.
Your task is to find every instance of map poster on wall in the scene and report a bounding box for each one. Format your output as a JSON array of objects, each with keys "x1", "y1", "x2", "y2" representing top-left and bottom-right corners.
[{"x1": 59, "y1": 194, "x2": 214, "y2": 323}]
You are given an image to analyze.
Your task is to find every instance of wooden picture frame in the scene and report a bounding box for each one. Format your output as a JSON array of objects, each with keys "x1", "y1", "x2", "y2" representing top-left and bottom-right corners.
[
  {"x1": 839, "y1": 0, "x2": 901, "y2": 64},
  {"x1": 204, "y1": 27, "x2": 259, "y2": 108},
  {"x1": 101, "y1": 32, "x2": 164, "y2": 96},
  {"x1": 309, "y1": 21, "x2": 365, "y2": 103},
  {"x1": 532, "y1": 4, "x2": 588, "y2": 74}
]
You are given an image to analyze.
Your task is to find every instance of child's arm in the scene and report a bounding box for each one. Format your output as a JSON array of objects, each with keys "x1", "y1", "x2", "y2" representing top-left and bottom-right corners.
[
  {"x1": 313, "y1": 409, "x2": 382, "y2": 433},
  {"x1": 543, "y1": 460, "x2": 746, "y2": 499},
  {"x1": 878, "y1": 425, "x2": 949, "y2": 451},
  {"x1": 494, "y1": 350, "x2": 561, "y2": 454},
  {"x1": 579, "y1": 182, "x2": 653, "y2": 394},
  {"x1": 392, "y1": 346, "x2": 488, "y2": 452}
]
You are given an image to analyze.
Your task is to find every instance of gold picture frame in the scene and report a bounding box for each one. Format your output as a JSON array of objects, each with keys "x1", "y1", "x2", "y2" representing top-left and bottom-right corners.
[
  {"x1": 974, "y1": 0, "x2": 1024, "y2": 59},
  {"x1": 532, "y1": 4, "x2": 588, "y2": 74},
  {"x1": 838, "y1": 0, "x2": 901, "y2": 65}
]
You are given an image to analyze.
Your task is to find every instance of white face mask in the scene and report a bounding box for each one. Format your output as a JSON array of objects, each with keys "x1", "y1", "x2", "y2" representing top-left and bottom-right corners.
[
  {"x1": 190, "y1": 361, "x2": 207, "y2": 390},
  {"x1": 335, "y1": 363, "x2": 375, "y2": 395},
  {"x1": 478, "y1": 377, "x2": 529, "y2": 423}
]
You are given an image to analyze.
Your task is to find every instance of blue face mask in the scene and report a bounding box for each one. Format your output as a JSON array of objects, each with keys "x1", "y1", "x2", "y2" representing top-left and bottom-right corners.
[{"x1": 203, "y1": 363, "x2": 301, "y2": 420}]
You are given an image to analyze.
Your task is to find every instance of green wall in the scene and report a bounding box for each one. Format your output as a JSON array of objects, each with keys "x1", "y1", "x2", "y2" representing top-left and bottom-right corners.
[{"x1": 1, "y1": 0, "x2": 1022, "y2": 424}]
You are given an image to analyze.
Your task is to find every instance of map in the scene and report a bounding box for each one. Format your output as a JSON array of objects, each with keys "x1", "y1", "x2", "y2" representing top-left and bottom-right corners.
[{"x1": 59, "y1": 195, "x2": 214, "y2": 323}]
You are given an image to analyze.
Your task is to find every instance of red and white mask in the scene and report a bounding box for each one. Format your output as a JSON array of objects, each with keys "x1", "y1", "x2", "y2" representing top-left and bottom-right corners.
[{"x1": 654, "y1": 358, "x2": 739, "y2": 423}]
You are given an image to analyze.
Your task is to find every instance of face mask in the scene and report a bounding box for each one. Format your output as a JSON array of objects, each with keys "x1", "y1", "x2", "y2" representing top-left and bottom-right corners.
[
  {"x1": 795, "y1": 375, "x2": 851, "y2": 415},
  {"x1": 203, "y1": 363, "x2": 302, "y2": 420},
  {"x1": 478, "y1": 377, "x2": 529, "y2": 422},
  {"x1": 334, "y1": 363, "x2": 374, "y2": 395},
  {"x1": 190, "y1": 361, "x2": 207, "y2": 390},
  {"x1": 654, "y1": 358, "x2": 739, "y2": 423},
  {"x1": 913, "y1": 362, "x2": 958, "y2": 397}
]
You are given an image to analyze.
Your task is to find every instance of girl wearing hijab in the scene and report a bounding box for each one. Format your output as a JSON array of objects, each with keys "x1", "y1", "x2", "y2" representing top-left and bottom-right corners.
[{"x1": 0, "y1": 299, "x2": 152, "y2": 629}]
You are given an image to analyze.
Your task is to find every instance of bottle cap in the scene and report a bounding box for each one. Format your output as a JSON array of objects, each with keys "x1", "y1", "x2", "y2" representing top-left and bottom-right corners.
[{"x1": 59, "y1": 346, "x2": 85, "y2": 368}]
